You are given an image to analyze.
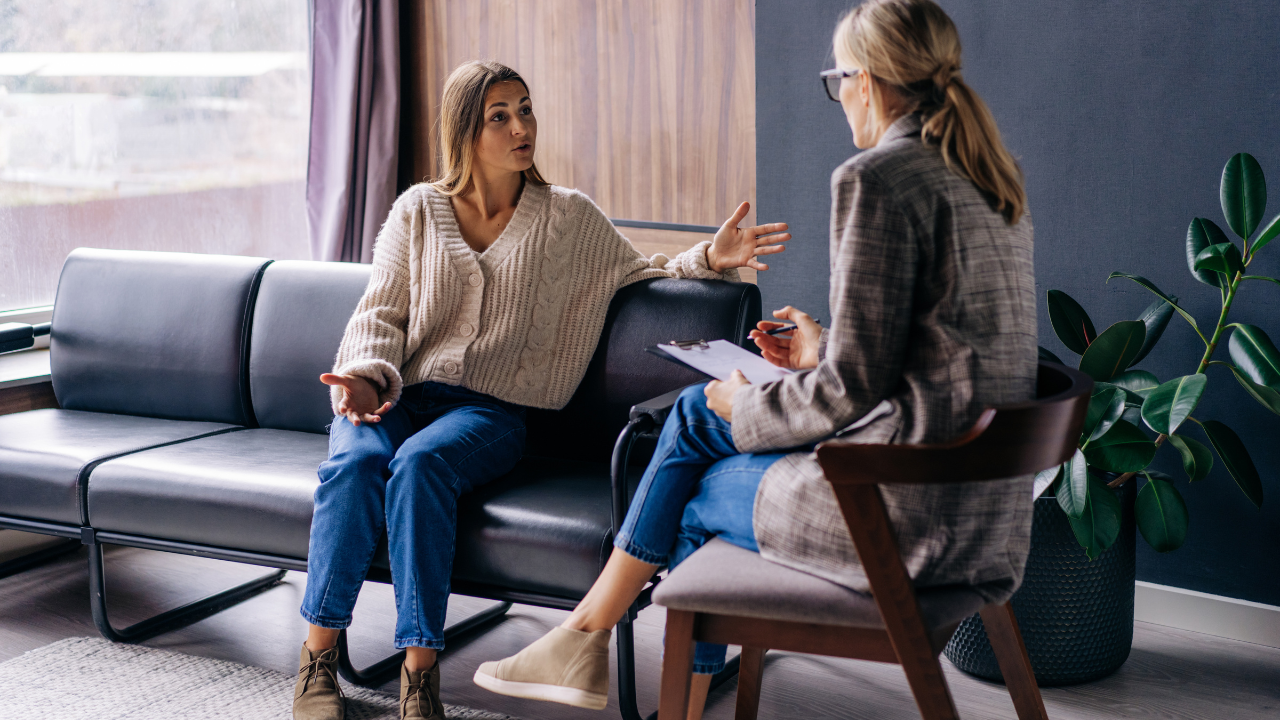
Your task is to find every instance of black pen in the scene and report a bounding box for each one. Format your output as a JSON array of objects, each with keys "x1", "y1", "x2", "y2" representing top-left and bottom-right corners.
[{"x1": 763, "y1": 325, "x2": 797, "y2": 335}]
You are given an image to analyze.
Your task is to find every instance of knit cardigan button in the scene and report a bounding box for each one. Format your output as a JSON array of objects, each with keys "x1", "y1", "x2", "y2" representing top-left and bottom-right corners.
[
  {"x1": 468, "y1": 273, "x2": 481, "y2": 287},
  {"x1": 444, "y1": 361, "x2": 458, "y2": 374},
  {"x1": 459, "y1": 323, "x2": 474, "y2": 336}
]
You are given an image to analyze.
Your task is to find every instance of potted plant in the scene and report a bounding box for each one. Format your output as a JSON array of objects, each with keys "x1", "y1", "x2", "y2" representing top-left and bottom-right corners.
[{"x1": 946, "y1": 153, "x2": 1279, "y2": 685}]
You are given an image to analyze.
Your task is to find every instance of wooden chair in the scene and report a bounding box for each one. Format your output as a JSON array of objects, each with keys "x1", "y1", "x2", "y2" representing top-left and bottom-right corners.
[{"x1": 652, "y1": 361, "x2": 1092, "y2": 719}]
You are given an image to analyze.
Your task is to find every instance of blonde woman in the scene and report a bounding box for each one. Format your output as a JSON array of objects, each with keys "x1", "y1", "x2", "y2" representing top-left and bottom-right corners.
[
  {"x1": 476, "y1": 1, "x2": 1036, "y2": 718},
  {"x1": 292, "y1": 61, "x2": 788, "y2": 720}
]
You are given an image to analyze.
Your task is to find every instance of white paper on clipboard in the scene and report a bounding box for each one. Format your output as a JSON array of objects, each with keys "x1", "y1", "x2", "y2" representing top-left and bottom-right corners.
[{"x1": 657, "y1": 339, "x2": 793, "y2": 385}]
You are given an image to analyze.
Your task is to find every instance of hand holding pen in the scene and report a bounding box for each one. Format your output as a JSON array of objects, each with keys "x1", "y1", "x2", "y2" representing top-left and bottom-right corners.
[{"x1": 749, "y1": 306, "x2": 823, "y2": 370}]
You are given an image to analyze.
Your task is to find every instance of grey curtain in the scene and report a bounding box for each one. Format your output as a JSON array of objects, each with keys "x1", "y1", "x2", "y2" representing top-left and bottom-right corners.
[{"x1": 306, "y1": 0, "x2": 401, "y2": 263}]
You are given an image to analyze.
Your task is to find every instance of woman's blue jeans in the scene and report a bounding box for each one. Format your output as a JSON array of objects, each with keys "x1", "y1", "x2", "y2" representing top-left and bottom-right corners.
[
  {"x1": 301, "y1": 382, "x2": 526, "y2": 649},
  {"x1": 614, "y1": 383, "x2": 794, "y2": 674}
]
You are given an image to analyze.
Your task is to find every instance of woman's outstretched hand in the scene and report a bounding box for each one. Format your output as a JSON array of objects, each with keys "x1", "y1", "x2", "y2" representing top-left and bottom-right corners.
[
  {"x1": 320, "y1": 373, "x2": 392, "y2": 427},
  {"x1": 707, "y1": 201, "x2": 790, "y2": 273},
  {"x1": 705, "y1": 369, "x2": 750, "y2": 422},
  {"x1": 749, "y1": 306, "x2": 822, "y2": 370}
]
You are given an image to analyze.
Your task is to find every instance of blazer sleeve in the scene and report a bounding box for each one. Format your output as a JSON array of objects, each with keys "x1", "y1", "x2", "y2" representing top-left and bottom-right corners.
[{"x1": 731, "y1": 162, "x2": 917, "y2": 452}]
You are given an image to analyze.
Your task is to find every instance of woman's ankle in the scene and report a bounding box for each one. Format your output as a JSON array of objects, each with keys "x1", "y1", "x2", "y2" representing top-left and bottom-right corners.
[{"x1": 305, "y1": 625, "x2": 341, "y2": 653}]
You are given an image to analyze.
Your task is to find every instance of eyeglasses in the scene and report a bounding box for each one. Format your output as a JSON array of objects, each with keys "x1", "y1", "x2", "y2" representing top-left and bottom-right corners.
[{"x1": 820, "y1": 68, "x2": 861, "y2": 102}]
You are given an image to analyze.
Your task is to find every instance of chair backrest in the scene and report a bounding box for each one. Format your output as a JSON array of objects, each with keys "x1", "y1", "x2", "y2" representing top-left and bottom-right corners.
[
  {"x1": 50, "y1": 248, "x2": 270, "y2": 425},
  {"x1": 816, "y1": 362, "x2": 1093, "y2": 486},
  {"x1": 248, "y1": 260, "x2": 373, "y2": 433},
  {"x1": 525, "y1": 278, "x2": 761, "y2": 461}
]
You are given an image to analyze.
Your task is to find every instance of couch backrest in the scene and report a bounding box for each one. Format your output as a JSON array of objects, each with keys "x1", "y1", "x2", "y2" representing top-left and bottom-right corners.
[
  {"x1": 50, "y1": 248, "x2": 270, "y2": 425},
  {"x1": 248, "y1": 260, "x2": 373, "y2": 433},
  {"x1": 525, "y1": 278, "x2": 762, "y2": 462}
]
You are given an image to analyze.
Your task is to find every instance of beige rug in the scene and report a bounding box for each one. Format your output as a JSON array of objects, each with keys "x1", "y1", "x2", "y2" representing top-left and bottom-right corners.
[{"x1": 0, "y1": 637, "x2": 519, "y2": 720}]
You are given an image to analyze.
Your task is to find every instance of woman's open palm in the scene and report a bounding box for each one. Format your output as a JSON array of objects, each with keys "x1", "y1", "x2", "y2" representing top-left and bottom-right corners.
[
  {"x1": 708, "y1": 201, "x2": 790, "y2": 272},
  {"x1": 320, "y1": 373, "x2": 391, "y2": 427}
]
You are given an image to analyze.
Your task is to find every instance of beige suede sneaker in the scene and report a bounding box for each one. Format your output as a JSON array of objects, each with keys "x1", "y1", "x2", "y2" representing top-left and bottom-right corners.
[
  {"x1": 293, "y1": 644, "x2": 345, "y2": 720},
  {"x1": 473, "y1": 626, "x2": 611, "y2": 710},
  {"x1": 400, "y1": 660, "x2": 445, "y2": 720}
]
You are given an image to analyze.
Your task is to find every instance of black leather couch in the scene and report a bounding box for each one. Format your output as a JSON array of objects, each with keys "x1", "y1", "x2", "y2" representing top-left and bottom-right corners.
[{"x1": 0, "y1": 248, "x2": 760, "y2": 720}]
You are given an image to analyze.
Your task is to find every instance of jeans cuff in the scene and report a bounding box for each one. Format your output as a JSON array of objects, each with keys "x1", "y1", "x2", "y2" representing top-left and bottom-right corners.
[
  {"x1": 692, "y1": 660, "x2": 725, "y2": 675},
  {"x1": 395, "y1": 637, "x2": 447, "y2": 650},
  {"x1": 614, "y1": 534, "x2": 669, "y2": 566},
  {"x1": 300, "y1": 607, "x2": 351, "y2": 630}
]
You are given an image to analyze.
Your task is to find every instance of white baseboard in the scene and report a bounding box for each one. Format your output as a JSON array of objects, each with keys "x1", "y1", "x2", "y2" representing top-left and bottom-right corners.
[{"x1": 1135, "y1": 581, "x2": 1280, "y2": 649}]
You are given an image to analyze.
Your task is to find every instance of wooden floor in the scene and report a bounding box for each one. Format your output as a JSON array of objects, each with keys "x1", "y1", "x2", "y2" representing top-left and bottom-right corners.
[{"x1": 1, "y1": 545, "x2": 1277, "y2": 719}]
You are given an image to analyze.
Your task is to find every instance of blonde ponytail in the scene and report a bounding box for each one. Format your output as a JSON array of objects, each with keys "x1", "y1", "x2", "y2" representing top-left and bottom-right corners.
[{"x1": 834, "y1": 0, "x2": 1026, "y2": 224}]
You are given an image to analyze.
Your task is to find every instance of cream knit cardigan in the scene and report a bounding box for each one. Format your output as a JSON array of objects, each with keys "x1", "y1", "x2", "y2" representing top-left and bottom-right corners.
[{"x1": 331, "y1": 182, "x2": 738, "y2": 412}]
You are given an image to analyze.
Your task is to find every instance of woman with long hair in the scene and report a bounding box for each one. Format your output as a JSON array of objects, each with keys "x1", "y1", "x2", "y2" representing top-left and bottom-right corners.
[
  {"x1": 476, "y1": 2, "x2": 1036, "y2": 718},
  {"x1": 291, "y1": 61, "x2": 788, "y2": 720}
]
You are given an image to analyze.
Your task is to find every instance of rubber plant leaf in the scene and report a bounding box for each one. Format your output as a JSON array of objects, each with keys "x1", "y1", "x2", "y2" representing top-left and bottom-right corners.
[
  {"x1": 1033, "y1": 464, "x2": 1061, "y2": 501},
  {"x1": 1136, "y1": 472, "x2": 1190, "y2": 553},
  {"x1": 1038, "y1": 345, "x2": 1064, "y2": 365},
  {"x1": 1167, "y1": 433, "x2": 1213, "y2": 483},
  {"x1": 1130, "y1": 297, "x2": 1175, "y2": 366},
  {"x1": 1228, "y1": 365, "x2": 1280, "y2": 416},
  {"x1": 1221, "y1": 152, "x2": 1266, "y2": 239},
  {"x1": 1068, "y1": 474, "x2": 1123, "y2": 561},
  {"x1": 1046, "y1": 289, "x2": 1096, "y2": 355},
  {"x1": 1107, "y1": 273, "x2": 1200, "y2": 332},
  {"x1": 1110, "y1": 369, "x2": 1159, "y2": 404},
  {"x1": 1200, "y1": 420, "x2": 1264, "y2": 508},
  {"x1": 1186, "y1": 218, "x2": 1229, "y2": 289},
  {"x1": 1055, "y1": 448, "x2": 1089, "y2": 520},
  {"x1": 1193, "y1": 242, "x2": 1245, "y2": 278},
  {"x1": 1253, "y1": 213, "x2": 1280, "y2": 255},
  {"x1": 1141, "y1": 374, "x2": 1208, "y2": 436},
  {"x1": 1078, "y1": 321, "x2": 1145, "y2": 382},
  {"x1": 1228, "y1": 324, "x2": 1280, "y2": 388},
  {"x1": 1082, "y1": 384, "x2": 1126, "y2": 442},
  {"x1": 1082, "y1": 419, "x2": 1158, "y2": 473}
]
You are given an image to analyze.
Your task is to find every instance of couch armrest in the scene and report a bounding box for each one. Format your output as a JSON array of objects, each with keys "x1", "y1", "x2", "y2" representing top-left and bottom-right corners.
[{"x1": 628, "y1": 385, "x2": 694, "y2": 428}]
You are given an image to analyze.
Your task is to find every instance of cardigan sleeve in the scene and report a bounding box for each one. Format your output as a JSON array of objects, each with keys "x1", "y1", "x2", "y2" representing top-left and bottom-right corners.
[
  {"x1": 329, "y1": 194, "x2": 417, "y2": 413},
  {"x1": 730, "y1": 161, "x2": 916, "y2": 452}
]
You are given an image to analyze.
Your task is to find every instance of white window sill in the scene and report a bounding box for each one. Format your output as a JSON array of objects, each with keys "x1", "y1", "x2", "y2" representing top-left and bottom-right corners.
[{"x1": 0, "y1": 348, "x2": 51, "y2": 390}]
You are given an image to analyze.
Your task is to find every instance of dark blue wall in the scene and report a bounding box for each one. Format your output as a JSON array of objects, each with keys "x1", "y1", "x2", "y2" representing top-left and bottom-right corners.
[{"x1": 756, "y1": 0, "x2": 1280, "y2": 605}]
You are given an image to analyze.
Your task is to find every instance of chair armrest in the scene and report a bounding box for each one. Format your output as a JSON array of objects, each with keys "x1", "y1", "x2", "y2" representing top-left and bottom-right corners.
[
  {"x1": 628, "y1": 385, "x2": 694, "y2": 428},
  {"x1": 0, "y1": 323, "x2": 36, "y2": 354}
]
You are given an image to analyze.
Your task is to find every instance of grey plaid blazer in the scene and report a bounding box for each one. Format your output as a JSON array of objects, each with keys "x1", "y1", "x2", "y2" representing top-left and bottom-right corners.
[{"x1": 732, "y1": 114, "x2": 1037, "y2": 603}]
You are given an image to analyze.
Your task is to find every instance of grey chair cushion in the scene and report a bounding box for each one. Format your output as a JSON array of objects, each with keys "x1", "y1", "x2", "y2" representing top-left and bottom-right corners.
[
  {"x1": 0, "y1": 409, "x2": 236, "y2": 526},
  {"x1": 50, "y1": 248, "x2": 270, "y2": 424},
  {"x1": 249, "y1": 261, "x2": 372, "y2": 433},
  {"x1": 86, "y1": 428, "x2": 328, "y2": 559},
  {"x1": 652, "y1": 538, "x2": 988, "y2": 630}
]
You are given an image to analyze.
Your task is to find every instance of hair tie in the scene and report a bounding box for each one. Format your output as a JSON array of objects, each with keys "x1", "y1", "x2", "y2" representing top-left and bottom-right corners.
[{"x1": 933, "y1": 63, "x2": 961, "y2": 89}]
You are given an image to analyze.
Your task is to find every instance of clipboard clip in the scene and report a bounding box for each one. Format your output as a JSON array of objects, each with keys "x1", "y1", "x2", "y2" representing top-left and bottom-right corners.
[{"x1": 666, "y1": 339, "x2": 710, "y2": 350}]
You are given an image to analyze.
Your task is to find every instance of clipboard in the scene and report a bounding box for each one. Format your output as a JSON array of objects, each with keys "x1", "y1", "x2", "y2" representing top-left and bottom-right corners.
[{"x1": 645, "y1": 339, "x2": 793, "y2": 385}]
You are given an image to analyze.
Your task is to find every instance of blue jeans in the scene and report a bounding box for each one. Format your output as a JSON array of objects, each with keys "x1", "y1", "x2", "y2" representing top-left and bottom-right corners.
[
  {"x1": 301, "y1": 382, "x2": 526, "y2": 649},
  {"x1": 615, "y1": 384, "x2": 795, "y2": 674}
]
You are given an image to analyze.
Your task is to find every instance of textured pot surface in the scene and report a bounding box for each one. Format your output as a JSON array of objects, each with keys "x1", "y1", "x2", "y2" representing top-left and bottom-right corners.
[{"x1": 944, "y1": 481, "x2": 1136, "y2": 686}]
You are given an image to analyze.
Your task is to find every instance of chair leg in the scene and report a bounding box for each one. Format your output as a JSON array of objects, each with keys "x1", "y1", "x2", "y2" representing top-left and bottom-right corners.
[
  {"x1": 733, "y1": 646, "x2": 767, "y2": 720},
  {"x1": 897, "y1": 649, "x2": 961, "y2": 720},
  {"x1": 979, "y1": 602, "x2": 1048, "y2": 720},
  {"x1": 658, "y1": 610, "x2": 697, "y2": 720}
]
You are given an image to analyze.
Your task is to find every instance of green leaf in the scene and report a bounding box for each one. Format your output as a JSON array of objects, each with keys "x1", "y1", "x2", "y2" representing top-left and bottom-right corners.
[
  {"x1": 1083, "y1": 419, "x2": 1157, "y2": 473},
  {"x1": 1253, "y1": 213, "x2": 1280, "y2": 255},
  {"x1": 1107, "y1": 273, "x2": 1200, "y2": 333},
  {"x1": 1228, "y1": 324, "x2": 1280, "y2": 387},
  {"x1": 1193, "y1": 242, "x2": 1245, "y2": 278},
  {"x1": 1136, "y1": 473, "x2": 1190, "y2": 553},
  {"x1": 1242, "y1": 275, "x2": 1280, "y2": 288},
  {"x1": 1228, "y1": 365, "x2": 1280, "y2": 416},
  {"x1": 1200, "y1": 420, "x2": 1264, "y2": 508},
  {"x1": 1130, "y1": 297, "x2": 1175, "y2": 366},
  {"x1": 1078, "y1": 321, "x2": 1146, "y2": 381},
  {"x1": 1221, "y1": 153, "x2": 1266, "y2": 239},
  {"x1": 1046, "y1": 290, "x2": 1097, "y2": 355},
  {"x1": 1038, "y1": 345, "x2": 1064, "y2": 364},
  {"x1": 1111, "y1": 369, "x2": 1160, "y2": 404},
  {"x1": 1068, "y1": 475, "x2": 1123, "y2": 560},
  {"x1": 1187, "y1": 218, "x2": 1230, "y2": 289},
  {"x1": 1083, "y1": 384, "x2": 1126, "y2": 442},
  {"x1": 1055, "y1": 449, "x2": 1090, "y2": 520},
  {"x1": 1167, "y1": 433, "x2": 1213, "y2": 482},
  {"x1": 1034, "y1": 464, "x2": 1062, "y2": 499},
  {"x1": 1141, "y1": 374, "x2": 1208, "y2": 435}
]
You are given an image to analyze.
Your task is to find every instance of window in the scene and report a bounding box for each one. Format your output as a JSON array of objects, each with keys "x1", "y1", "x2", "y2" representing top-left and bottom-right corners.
[{"x1": 0, "y1": 0, "x2": 311, "y2": 311}]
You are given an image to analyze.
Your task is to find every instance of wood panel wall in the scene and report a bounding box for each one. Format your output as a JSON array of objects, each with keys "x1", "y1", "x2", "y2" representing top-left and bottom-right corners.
[{"x1": 400, "y1": 0, "x2": 756, "y2": 232}]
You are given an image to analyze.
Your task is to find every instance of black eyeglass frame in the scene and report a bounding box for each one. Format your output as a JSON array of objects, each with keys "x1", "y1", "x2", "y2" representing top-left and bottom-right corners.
[{"x1": 820, "y1": 68, "x2": 862, "y2": 102}]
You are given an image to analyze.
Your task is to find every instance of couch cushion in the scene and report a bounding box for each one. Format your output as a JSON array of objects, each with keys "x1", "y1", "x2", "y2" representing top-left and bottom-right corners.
[
  {"x1": 0, "y1": 409, "x2": 237, "y2": 526},
  {"x1": 652, "y1": 538, "x2": 988, "y2": 630},
  {"x1": 86, "y1": 428, "x2": 327, "y2": 559},
  {"x1": 50, "y1": 248, "x2": 271, "y2": 424},
  {"x1": 249, "y1": 261, "x2": 373, "y2": 433}
]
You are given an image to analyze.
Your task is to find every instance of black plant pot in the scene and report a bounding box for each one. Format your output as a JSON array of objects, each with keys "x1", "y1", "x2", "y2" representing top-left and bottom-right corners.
[{"x1": 943, "y1": 480, "x2": 1137, "y2": 686}]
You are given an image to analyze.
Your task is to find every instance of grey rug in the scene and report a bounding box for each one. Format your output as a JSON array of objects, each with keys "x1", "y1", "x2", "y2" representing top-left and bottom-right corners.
[{"x1": 0, "y1": 637, "x2": 519, "y2": 720}]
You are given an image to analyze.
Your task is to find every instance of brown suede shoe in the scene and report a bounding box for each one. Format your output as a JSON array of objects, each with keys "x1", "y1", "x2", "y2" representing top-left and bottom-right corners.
[
  {"x1": 294, "y1": 644, "x2": 345, "y2": 720},
  {"x1": 400, "y1": 661, "x2": 445, "y2": 720},
  {"x1": 473, "y1": 626, "x2": 611, "y2": 710}
]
